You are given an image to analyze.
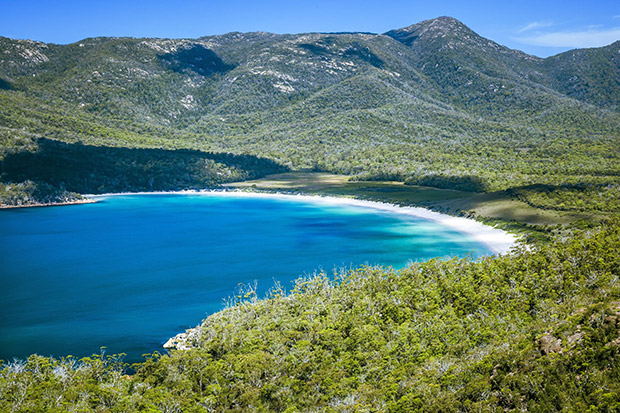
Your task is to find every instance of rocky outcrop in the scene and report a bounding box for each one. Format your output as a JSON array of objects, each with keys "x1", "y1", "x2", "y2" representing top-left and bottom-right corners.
[
  {"x1": 567, "y1": 331, "x2": 584, "y2": 347},
  {"x1": 539, "y1": 333, "x2": 562, "y2": 355},
  {"x1": 163, "y1": 328, "x2": 198, "y2": 351}
]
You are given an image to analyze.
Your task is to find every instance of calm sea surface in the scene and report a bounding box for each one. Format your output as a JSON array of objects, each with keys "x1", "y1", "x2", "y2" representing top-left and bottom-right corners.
[{"x1": 0, "y1": 194, "x2": 489, "y2": 362}]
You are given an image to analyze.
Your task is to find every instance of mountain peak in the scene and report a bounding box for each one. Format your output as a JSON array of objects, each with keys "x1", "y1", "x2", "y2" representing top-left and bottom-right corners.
[
  {"x1": 384, "y1": 16, "x2": 474, "y2": 45},
  {"x1": 384, "y1": 16, "x2": 535, "y2": 62},
  {"x1": 415, "y1": 16, "x2": 468, "y2": 30}
]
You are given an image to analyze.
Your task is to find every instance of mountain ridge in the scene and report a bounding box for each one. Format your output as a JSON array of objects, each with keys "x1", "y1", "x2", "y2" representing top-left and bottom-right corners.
[{"x1": 1, "y1": 16, "x2": 619, "y2": 204}]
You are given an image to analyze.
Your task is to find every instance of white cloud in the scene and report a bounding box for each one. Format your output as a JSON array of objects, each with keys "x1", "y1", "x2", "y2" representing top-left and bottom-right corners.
[
  {"x1": 516, "y1": 27, "x2": 620, "y2": 48},
  {"x1": 517, "y1": 21, "x2": 554, "y2": 34},
  {"x1": 613, "y1": 15, "x2": 620, "y2": 19}
]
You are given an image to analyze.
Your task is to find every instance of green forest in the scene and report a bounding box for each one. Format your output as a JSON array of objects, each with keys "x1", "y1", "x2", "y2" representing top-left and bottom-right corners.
[{"x1": 1, "y1": 15, "x2": 620, "y2": 411}]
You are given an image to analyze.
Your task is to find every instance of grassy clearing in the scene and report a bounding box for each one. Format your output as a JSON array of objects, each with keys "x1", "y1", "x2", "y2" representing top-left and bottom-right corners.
[
  {"x1": 225, "y1": 172, "x2": 472, "y2": 203},
  {"x1": 226, "y1": 172, "x2": 609, "y2": 238}
]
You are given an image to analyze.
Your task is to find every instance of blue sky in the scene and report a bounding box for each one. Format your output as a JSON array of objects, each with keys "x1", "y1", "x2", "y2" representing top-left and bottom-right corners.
[{"x1": 1, "y1": 0, "x2": 619, "y2": 57}]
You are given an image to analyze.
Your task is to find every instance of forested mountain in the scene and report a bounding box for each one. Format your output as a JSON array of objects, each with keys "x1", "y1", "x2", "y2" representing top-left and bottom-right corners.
[
  {"x1": 1, "y1": 16, "x2": 619, "y2": 204},
  {"x1": 2, "y1": 16, "x2": 620, "y2": 411}
]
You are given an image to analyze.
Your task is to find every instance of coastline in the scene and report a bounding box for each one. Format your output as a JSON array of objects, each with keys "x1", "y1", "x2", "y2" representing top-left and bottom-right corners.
[
  {"x1": 0, "y1": 198, "x2": 98, "y2": 209},
  {"x1": 89, "y1": 189, "x2": 519, "y2": 255}
]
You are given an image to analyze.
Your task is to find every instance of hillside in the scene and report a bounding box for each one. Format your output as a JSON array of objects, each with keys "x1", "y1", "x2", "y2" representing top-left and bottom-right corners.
[{"x1": 1, "y1": 16, "x2": 620, "y2": 206}]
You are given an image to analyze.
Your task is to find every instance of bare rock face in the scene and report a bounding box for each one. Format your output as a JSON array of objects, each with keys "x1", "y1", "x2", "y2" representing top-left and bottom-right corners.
[
  {"x1": 163, "y1": 333, "x2": 187, "y2": 349},
  {"x1": 539, "y1": 333, "x2": 562, "y2": 355},
  {"x1": 163, "y1": 328, "x2": 198, "y2": 350}
]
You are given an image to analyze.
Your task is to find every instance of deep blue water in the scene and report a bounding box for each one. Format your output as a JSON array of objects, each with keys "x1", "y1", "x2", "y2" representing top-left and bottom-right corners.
[{"x1": 0, "y1": 194, "x2": 489, "y2": 362}]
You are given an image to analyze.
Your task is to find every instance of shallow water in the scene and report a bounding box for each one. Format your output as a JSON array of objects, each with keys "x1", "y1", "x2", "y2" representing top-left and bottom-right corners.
[{"x1": 0, "y1": 194, "x2": 490, "y2": 362}]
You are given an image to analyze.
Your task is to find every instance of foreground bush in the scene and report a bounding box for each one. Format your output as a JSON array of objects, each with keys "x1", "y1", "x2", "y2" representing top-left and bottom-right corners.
[{"x1": 2, "y1": 223, "x2": 620, "y2": 411}]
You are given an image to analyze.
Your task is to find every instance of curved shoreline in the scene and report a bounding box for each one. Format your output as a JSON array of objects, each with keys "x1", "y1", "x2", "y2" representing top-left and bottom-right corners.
[{"x1": 89, "y1": 189, "x2": 518, "y2": 255}]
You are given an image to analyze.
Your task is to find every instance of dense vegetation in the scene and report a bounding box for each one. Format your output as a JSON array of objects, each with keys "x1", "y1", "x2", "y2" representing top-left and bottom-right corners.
[
  {"x1": 0, "y1": 179, "x2": 83, "y2": 207},
  {"x1": 0, "y1": 135, "x2": 286, "y2": 199},
  {"x1": 2, "y1": 15, "x2": 620, "y2": 411},
  {"x1": 1, "y1": 17, "x2": 620, "y2": 205},
  {"x1": 2, "y1": 223, "x2": 620, "y2": 411},
  {"x1": 511, "y1": 184, "x2": 620, "y2": 213}
]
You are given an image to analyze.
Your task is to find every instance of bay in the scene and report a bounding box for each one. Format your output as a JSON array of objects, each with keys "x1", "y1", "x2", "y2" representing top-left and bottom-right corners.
[{"x1": 0, "y1": 193, "x2": 490, "y2": 362}]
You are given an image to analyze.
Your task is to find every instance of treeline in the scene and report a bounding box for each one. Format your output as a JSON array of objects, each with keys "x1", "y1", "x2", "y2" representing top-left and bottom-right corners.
[
  {"x1": 0, "y1": 137, "x2": 287, "y2": 204},
  {"x1": 510, "y1": 183, "x2": 620, "y2": 213},
  {"x1": 0, "y1": 180, "x2": 83, "y2": 207},
  {"x1": 2, "y1": 223, "x2": 619, "y2": 411}
]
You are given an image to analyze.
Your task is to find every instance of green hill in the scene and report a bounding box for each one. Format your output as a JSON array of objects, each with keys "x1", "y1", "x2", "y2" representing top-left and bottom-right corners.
[
  {"x1": 1, "y1": 16, "x2": 620, "y2": 411},
  {"x1": 1, "y1": 17, "x2": 619, "y2": 203}
]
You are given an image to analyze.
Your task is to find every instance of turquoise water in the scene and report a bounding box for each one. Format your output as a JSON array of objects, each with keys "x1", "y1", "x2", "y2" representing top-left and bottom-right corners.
[{"x1": 0, "y1": 194, "x2": 489, "y2": 362}]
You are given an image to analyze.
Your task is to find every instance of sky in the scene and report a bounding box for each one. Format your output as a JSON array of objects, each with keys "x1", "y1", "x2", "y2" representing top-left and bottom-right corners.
[{"x1": 1, "y1": 0, "x2": 619, "y2": 57}]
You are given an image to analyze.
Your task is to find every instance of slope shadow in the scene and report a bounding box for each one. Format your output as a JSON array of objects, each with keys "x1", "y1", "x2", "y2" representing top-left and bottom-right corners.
[
  {"x1": 405, "y1": 174, "x2": 487, "y2": 192},
  {"x1": 159, "y1": 44, "x2": 235, "y2": 76},
  {"x1": 0, "y1": 78, "x2": 14, "y2": 90},
  {"x1": 0, "y1": 138, "x2": 287, "y2": 194}
]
